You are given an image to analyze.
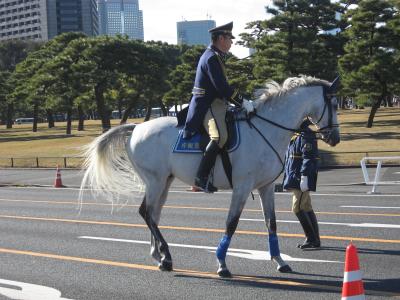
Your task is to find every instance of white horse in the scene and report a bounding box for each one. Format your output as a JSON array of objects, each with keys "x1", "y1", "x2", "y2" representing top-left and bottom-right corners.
[{"x1": 79, "y1": 76, "x2": 340, "y2": 277}]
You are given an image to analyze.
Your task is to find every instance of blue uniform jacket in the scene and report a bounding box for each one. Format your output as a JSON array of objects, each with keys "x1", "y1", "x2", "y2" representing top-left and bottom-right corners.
[
  {"x1": 282, "y1": 128, "x2": 319, "y2": 191},
  {"x1": 183, "y1": 45, "x2": 239, "y2": 136}
]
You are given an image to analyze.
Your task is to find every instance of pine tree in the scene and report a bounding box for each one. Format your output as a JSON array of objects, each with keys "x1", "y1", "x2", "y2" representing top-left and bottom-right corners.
[
  {"x1": 339, "y1": 0, "x2": 399, "y2": 127},
  {"x1": 242, "y1": 0, "x2": 343, "y2": 84}
]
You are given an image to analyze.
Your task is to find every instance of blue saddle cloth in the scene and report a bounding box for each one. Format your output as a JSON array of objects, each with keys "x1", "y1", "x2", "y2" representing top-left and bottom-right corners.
[{"x1": 173, "y1": 121, "x2": 240, "y2": 153}]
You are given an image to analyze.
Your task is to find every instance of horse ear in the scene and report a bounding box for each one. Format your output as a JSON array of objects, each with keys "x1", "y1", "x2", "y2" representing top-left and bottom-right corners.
[{"x1": 328, "y1": 76, "x2": 340, "y2": 94}]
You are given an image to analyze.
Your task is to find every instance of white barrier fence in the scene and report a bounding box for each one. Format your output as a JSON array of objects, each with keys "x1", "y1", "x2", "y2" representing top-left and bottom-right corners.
[{"x1": 360, "y1": 156, "x2": 400, "y2": 194}]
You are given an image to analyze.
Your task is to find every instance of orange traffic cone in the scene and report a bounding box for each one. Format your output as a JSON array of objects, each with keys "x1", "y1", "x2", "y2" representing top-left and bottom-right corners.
[
  {"x1": 54, "y1": 165, "x2": 64, "y2": 188},
  {"x1": 341, "y1": 242, "x2": 365, "y2": 300}
]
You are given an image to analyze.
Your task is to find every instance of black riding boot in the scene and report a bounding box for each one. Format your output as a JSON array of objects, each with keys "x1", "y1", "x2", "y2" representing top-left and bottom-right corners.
[
  {"x1": 194, "y1": 140, "x2": 220, "y2": 193},
  {"x1": 295, "y1": 210, "x2": 319, "y2": 249},
  {"x1": 307, "y1": 210, "x2": 321, "y2": 247}
]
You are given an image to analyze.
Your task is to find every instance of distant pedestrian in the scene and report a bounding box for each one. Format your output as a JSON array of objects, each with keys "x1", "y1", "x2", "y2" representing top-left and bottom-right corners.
[{"x1": 282, "y1": 119, "x2": 320, "y2": 249}]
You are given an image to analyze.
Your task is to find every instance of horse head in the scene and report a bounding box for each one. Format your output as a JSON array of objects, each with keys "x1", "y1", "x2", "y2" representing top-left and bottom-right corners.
[{"x1": 310, "y1": 76, "x2": 341, "y2": 147}]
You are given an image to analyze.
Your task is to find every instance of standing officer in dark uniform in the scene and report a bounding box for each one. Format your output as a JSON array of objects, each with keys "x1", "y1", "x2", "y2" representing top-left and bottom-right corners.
[
  {"x1": 183, "y1": 21, "x2": 255, "y2": 193},
  {"x1": 282, "y1": 119, "x2": 321, "y2": 249}
]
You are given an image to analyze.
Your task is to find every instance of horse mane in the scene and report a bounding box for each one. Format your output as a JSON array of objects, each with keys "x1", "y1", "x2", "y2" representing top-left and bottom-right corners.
[{"x1": 254, "y1": 75, "x2": 331, "y2": 106}]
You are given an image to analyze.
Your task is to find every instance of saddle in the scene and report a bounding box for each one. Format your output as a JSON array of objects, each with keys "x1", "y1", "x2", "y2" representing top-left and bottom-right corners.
[{"x1": 174, "y1": 106, "x2": 247, "y2": 188}]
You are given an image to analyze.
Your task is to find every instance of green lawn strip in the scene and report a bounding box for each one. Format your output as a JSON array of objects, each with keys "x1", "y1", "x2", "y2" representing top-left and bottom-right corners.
[
  {"x1": 0, "y1": 109, "x2": 399, "y2": 167},
  {"x1": 318, "y1": 108, "x2": 400, "y2": 165}
]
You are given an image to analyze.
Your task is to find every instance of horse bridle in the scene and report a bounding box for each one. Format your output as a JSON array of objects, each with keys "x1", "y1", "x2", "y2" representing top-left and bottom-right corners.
[
  {"x1": 312, "y1": 87, "x2": 340, "y2": 142},
  {"x1": 243, "y1": 84, "x2": 339, "y2": 184}
]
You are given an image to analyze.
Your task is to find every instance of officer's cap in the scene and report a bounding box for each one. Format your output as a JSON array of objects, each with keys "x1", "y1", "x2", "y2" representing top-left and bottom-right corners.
[{"x1": 209, "y1": 22, "x2": 235, "y2": 39}]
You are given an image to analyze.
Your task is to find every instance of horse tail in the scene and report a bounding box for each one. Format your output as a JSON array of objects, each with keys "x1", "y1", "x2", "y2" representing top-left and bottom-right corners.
[{"x1": 78, "y1": 123, "x2": 143, "y2": 208}]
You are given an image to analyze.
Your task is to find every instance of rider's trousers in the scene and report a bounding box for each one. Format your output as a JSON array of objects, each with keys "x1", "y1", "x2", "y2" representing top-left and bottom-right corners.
[
  {"x1": 203, "y1": 98, "x2": 228, "y2": 148},
  {"x1": 291, "y1": 189, "x2": 313, "y2": 213}
]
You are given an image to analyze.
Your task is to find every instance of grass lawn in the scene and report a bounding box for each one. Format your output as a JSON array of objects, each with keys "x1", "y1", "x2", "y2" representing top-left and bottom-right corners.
[
  {"x1": 318, "y1": 107, "x2": 400, "y2": 165},
  {"x1": 0, "y1": 108, "x2": 399, "y2": 167}
]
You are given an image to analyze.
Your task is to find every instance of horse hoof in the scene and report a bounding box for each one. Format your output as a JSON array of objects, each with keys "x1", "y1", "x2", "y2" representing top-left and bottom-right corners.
[
  {"x1": 277, "y1": 264, "x2": 292, "y2": 273},
  {"x1": 159, "y1": 260, "x2": 173, "y2": 271},
  {"x1": 217, "y1": 268, "x2": 232, "y2": 278}
]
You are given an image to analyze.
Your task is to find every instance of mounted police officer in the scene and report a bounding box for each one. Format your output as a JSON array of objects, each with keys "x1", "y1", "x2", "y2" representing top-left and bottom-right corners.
[
  {"x1": 282, "y1": 119, "x2": 321, "y2": 249},
  {"x1": 183, "y1": 21, "x2": 255, "y2": 193}
]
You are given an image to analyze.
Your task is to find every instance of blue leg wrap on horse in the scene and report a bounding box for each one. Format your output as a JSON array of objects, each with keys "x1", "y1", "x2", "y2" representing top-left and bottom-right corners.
[
  {"x1": 216, "y1": 235, "x2": 231, "y2": 261},
  {"x1": 269, "y1": 233, "x2": 280, "y2": 257}
]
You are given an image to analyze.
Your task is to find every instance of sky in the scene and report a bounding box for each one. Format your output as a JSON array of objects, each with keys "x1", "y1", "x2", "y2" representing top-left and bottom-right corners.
[{"x1": 139, "y1": 0, "x2": 271, "y2": 58}]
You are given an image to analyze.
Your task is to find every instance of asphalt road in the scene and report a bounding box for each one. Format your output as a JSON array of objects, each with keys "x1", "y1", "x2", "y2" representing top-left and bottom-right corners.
[{"x1": 0, "y1": 168, "x2": 399, "y2": 299}]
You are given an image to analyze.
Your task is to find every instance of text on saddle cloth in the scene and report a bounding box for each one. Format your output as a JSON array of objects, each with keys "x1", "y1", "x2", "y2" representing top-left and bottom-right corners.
[{"x1": 173, "y1": 121, "x2": 240, "y2": 153}]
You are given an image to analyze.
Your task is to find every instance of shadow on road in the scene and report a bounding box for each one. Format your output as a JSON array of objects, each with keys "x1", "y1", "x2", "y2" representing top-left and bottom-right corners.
[{"x1": 174, "y1": 272, "x2": 400, "y2": 297}]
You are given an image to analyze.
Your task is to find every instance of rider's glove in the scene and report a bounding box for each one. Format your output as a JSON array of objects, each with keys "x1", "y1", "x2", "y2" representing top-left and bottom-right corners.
[
  {"x1": 242, "y1": 99, "x2": 255, "y2": 114},
  {"x1": 300, "y1": 176, "x2": 309, "y2": 192}
]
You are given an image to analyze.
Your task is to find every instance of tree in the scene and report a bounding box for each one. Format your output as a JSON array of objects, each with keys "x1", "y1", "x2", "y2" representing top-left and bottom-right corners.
[
  {"x1": 0, "y1": 40, "x2": 40, "y2": 71},
  {"x1": 40, "y1": 38, "x2": 91, "y2": 134},
  {"x1": 226, "y1": 55, "x2": 256, "y2": 97},
  {"x1": 70, "y1": 36, "x2": 164, "y2": 132},
  {"x1": 107, "y1": 76, "x2": 141, "y2": 124},
  {"x1": 241, "y1": 0, "x2": 343, "y2": 83},
  {"x1": 0, "y1": 71, "x2": 11, "y2": 125},
  {"x1": 0, "y1": 40, "x2": 41, "y2": 128},
  {"x1": 339, "y1": 0, "x2": 400, "y2": 127},
  {"x1": 136, "y1": 41, "x2": 174, "y2": 121},
  {"x1": 10, "y1": 33, "x2": 85, "y2": 131},
  {"x1": 164, "y1": 45, "x2": 204, "y2": 113},
  {"x1": 386, "y1": 0, "x2": 400, "y2": 99}
]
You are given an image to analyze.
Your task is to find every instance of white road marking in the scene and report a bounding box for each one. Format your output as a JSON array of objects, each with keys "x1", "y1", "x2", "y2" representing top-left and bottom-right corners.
[
  {"x1": 341, "y1": 205, "x2": 400, "y2": 209},
  {"x1": 78, "y1": 236, "x2": 341, "y2": 263},
  {"x1": 2, "y1": 186, "x2": 400, "y2": 197},
  {"x1": 0, "y1": 279, "x2": 72, "y2": 300},
  {"x1": 240, "y1": 218, "x2": 400, "y2": 229}
]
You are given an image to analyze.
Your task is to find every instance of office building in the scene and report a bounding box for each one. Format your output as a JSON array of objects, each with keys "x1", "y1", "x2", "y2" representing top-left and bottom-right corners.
[
  {"x1": 0, "y1": 0, "x2": 98, "y2": 41},
  {"x1": 177, "y1": 20, "x2": 215, "y2": 46},
  {"x1": 0, "y1": 0, "x2": 47, "y2": 41},
  {"x1": 98, "y1": 0, "x2": 144, "y2": 40},
  {"x1": 47, "y1": 0, "x2": 98, "y2": 39}
]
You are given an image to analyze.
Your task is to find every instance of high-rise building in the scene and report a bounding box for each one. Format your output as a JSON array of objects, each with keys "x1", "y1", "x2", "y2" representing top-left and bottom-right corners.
[
  {"x1": 98, "y1": 0, "x2": 144, "y2": 40},
  {"x1": 0, "y1": 0, "x2": 98, "y2": 42},
  {"x1": 177, "y1": 20, "x2": 216, "y2": 46},
  {"x1": 0, "y1": 0, "x2": 47, "y2": 41},
  {"x1": 47, "y1": 0, "x2": 98, "y2": 39}
]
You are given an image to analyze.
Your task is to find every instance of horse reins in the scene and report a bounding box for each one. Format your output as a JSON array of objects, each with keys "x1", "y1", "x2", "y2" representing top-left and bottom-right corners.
[{"x1": 242, "y1": 89, "x2": 339, "y2": 185}]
